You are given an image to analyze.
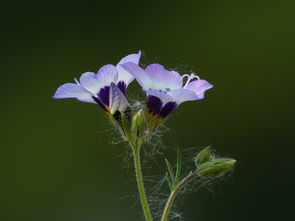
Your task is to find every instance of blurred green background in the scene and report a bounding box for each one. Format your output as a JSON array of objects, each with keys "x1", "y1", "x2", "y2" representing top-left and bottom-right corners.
[{"x1": 1, "y1": 0, "x2": 294, "y2": 220}]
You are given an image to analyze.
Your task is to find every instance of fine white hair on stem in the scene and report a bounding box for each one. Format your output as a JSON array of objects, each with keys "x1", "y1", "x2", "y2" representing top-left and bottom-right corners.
[
  {"x1": 93, "y1": 95, "x2": 234, "y2": 220},
  {"x1": 142, "y1": 146, "x2": 235, "y2": 220}
]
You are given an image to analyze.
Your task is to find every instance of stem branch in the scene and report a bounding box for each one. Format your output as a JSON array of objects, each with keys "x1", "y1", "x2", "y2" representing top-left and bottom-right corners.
[{"x1": 161, "y1": 172, "x2": 199, "y2": 221}]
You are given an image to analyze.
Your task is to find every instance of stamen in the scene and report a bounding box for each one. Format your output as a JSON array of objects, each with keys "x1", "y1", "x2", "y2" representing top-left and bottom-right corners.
[
  {"x1": 183, "y1": 73, "x2": 200, "y2": 88},
  {"x1": 74, "y1": 78, "x2": 80, "y2": 85},
  {"x1": 182, "y1": 74, "x2": 190, "y2": 79}
]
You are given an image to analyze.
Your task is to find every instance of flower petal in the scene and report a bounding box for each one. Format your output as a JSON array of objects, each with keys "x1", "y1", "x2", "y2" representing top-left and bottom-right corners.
[
  {"x1": 96, "y1": 64, "x2": 119, "y2": 88},
  {"x1": 145, "y1": 64, "x2": 183, "y2": 90},
  {"x1": 97, "y1": 86, "x2": 110, "y2": 106},
  {"x1": 185, "y1": 80, "x2": 213, "y2": 99},
  {"x1": 146, "y1": 89, "x2": 173, "y2": 105},
  {"x1": 53, "y1": 83, "x2": 95, "y2": 103},
  {"x1": 160, "y1": 102, "x2": 178, "y2": 118},
  {"x1": 117, "y1": 51, "x2": 142, "y2": 65},
  {"x1": 117, "y1": 81, "x2": 127, "y2": 95},
  {"x1": 79, "y1": 72, "x2": 102, "y2": 95},
  {"x1": 167, "y1": 88, "x2": 199, "y2": 104},
  {"x1": 116, "y1": 51, "x2": 141, "y2": 85},
  {"x1": 109, "y1": 83, "x2": 129, "y2": 114},
  {"x1": 147, "y1": 95, "x2": 163, "y2": 114},
  {"x1": 120, "y1": 62, "x2": 153, "y2": 90}
]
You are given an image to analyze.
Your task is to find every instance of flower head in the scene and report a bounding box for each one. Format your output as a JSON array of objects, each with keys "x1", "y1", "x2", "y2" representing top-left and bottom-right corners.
[
  {"x1": 53, "y1": 51, "x2": 141, "y2": 114},
  {"x1": 121, "y1": 63, "x2": 213, "y2": 117}
]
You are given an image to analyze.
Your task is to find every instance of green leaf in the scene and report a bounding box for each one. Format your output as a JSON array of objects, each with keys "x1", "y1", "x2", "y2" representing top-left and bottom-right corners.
[
  {"x1": 165, "y1": 158, "x2": 175, "y2": 187},
  {"x1": 175, "y1": 150, "x2": 181, "y2": 184},
  {"x1": 165, "y1": 172, "x2": 173, "y2": 190}
]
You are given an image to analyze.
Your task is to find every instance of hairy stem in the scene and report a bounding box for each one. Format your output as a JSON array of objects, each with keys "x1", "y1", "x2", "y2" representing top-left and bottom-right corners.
[
  {"x1": 132, "y1": 144, "x2": 153, "y2": 221},
  {"x1": 161, "y1": 172, "x2": 199, "y2": 221}
]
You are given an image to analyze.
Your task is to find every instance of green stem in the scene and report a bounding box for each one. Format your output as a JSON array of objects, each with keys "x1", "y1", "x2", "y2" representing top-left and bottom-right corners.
[
  {"x1": 161, "y1": 172, "x2": 199, "y2": 221},
  {"x1": 132, "y1": 144, "x2": 153, "y2": 221}
]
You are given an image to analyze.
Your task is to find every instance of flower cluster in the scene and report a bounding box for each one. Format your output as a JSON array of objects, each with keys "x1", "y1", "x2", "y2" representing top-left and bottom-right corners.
[
  {"x1": 53, "y1": 52, "x2": 236, "y2": 221},
  {"x1": 53, "y1": 51, "x2": 213, "y2": 134}
]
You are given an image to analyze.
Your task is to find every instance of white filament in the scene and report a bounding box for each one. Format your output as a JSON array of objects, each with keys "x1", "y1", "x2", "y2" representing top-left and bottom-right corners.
[{"x1": 182, "y1": 73, "x2": 200, "y2": 88}]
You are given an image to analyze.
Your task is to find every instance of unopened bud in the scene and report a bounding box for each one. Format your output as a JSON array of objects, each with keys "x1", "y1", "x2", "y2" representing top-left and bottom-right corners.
[
  {"x1": 131, "y1": 109, "x2": 146, "y2": 137},
  {"x1": 195, "y1": 147, "x2": 211, "y2": 166},
  {"x1": 197, "y1": 158, "x2": 236, "y2": 178}
]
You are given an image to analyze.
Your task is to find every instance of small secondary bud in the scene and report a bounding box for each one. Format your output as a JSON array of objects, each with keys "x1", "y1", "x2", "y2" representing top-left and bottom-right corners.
[
  {"x1": 131, "y1": 109, "x2": 146, "y2": 137},
  {"x1": 195, "y1": 147, "x2": 211, "y2": 166},
  {"x1": 197, "y1": 158, "x2": 236, "y2": 178}
]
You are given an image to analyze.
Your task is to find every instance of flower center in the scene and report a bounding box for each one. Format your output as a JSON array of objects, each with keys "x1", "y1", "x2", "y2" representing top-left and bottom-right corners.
[{"x1": 182, "y1": 73, "x2": 200, "y2": 88}]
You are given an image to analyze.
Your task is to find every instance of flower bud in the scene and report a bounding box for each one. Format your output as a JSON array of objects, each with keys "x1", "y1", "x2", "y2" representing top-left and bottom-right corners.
[
  {"x1": 131, "y1": 109, "x2": 146, "y2": 137},
  {"x1": 195, "y1": 147, "x2": 211, "y2": 166},
  {"x1": 197, "y1": 158, "x2": 236, "y2": 178}
]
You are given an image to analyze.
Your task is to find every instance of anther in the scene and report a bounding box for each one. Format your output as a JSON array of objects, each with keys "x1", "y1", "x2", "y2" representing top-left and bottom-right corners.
[{"x1": 183, "y1": 73, "x2": 200, "y2": 88}]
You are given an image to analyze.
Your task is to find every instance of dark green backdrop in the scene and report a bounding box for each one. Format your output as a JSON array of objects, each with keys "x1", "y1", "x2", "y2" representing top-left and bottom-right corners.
[{"x1": 1, "y1": 0, "x2": 294, "y2": 220}]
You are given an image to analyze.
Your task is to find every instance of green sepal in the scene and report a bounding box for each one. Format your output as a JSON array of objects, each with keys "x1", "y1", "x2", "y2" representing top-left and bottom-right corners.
[
  {"x1": 195, "y1": 146, "x2": 211, "y2": 166},
  {"x1": 121, "y1": 111, "x2": 132, "y2": 142},
  {"x1": 197, "y1": 158, "x2": 236, "y2": 178},
  {"x1": 146, "y1": 114, "x2": 161, "y2": 133},
  {"x1": 107, "y1": 113, "x2": 126, "y2": 140}
]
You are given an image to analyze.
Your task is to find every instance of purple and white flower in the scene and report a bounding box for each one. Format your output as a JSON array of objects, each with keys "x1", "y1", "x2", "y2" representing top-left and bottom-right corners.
[
  {"x1": 53, "y1": 51, "x2": 141, "y2": 114},
  {"x1": 121, "y1": 63, "x2": 213, "y2": 117}
]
